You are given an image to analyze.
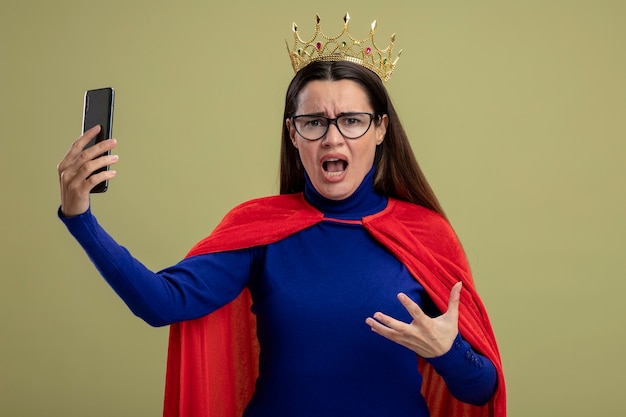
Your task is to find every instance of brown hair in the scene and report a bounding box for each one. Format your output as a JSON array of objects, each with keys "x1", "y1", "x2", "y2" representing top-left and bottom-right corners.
[{"x1": 280, "y1": 61, "x2": 446, "y2": 218}]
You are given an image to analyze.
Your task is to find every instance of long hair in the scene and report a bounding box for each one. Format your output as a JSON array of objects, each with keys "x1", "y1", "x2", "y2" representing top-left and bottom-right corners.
[{"x1": 279, "y1": 61, "x2": 446, "y2": 218}]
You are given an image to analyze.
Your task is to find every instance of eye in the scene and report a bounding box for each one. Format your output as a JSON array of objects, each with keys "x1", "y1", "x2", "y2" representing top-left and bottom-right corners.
[
  {"x1": 296, "y1": 117, "x2": 328, "y2": 132},
  {"x1": 339, "y1": 114, "x2": 367, "y2": 127},
  {"x1": 343, "y1": 117, "x2": 361, "y2": 125},
  {"x1": 304, "y1": 118, "x2": 326, "y2": 127}
]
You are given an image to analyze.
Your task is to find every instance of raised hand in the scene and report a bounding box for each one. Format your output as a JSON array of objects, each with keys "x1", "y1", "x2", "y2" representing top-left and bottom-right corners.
[
  {"x1": 57, "y1": 125, "x2": 118, "y2": 216},
  {"x1": 365, "y1": 281, "x2": 462, "y2": 358}
]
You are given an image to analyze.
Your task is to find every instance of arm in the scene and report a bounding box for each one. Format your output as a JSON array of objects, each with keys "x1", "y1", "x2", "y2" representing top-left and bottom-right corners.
[
  {"x1": 57, "y1": 127, "x2": 253, "y2": 326},
  {"x1": 424, "y1": 333, "x2": 497, "y2": 405},
  {"x1": 60, "y1": 209, "x2": 253, "y2": 327}
]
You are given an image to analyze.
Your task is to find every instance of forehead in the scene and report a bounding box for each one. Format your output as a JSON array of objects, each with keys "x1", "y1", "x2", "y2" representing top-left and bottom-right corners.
[{"x1": 296, "y1": 79, "x2": 372, "y2": 114}]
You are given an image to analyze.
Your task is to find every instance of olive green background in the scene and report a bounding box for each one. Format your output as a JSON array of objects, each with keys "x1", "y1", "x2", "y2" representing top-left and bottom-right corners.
[{"x1": 1, "y1": 1, "x2": 624, "y2": 416}]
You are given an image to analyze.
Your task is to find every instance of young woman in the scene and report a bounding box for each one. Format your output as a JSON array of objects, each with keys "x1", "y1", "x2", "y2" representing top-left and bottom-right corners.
[{"x1": 58, "y1": 60, "x2": 504, "y2": 417}]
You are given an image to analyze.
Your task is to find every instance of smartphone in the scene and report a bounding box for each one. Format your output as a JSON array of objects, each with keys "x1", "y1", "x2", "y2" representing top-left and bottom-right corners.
[{"x1": 82, "y1": 87, "x2": 115, "y2": 193}]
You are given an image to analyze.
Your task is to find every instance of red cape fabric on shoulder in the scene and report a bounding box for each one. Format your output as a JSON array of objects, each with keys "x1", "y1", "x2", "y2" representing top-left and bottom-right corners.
[{"x1": 163, "y1": 193, "x2": 506, "y2": 417}]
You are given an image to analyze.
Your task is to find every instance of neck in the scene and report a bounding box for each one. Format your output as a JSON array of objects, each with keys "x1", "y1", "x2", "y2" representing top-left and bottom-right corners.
[{"x1": 304, "y1": 167, "x2": 387, "y2": 220}]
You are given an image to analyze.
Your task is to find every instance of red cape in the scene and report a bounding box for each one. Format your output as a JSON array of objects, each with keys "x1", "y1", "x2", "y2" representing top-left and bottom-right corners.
[{"x1": 163, "y1": 193, "x2": 506, "y2": 417}]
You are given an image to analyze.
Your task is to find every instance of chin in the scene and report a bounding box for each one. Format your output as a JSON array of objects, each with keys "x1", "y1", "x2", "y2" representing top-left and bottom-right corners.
[{"x1": 318, "y1": 184, "x2": 356, "y2": 201}]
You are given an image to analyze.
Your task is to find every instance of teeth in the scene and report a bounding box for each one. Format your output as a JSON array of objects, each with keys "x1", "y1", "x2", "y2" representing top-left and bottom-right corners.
[{"x1": 322, "y1": 157, "x2": 346, "y2": 176}]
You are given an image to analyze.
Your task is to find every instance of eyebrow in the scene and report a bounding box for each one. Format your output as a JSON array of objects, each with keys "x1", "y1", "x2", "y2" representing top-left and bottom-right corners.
[{"x1": 296, "y1": 111, "x2": 371, "y2": 117}]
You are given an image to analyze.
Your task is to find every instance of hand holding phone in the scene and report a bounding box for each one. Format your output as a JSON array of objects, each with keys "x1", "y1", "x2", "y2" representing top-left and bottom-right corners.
[
  {"x1": 82, "y1": 87, "x2": 115, "y2": 193},
  {"x1": 57, "y1": 125, "x2": 118, "y2": 217},
  {"x1": 57, "y1": 87, "x2": 117, "y2": 217}
]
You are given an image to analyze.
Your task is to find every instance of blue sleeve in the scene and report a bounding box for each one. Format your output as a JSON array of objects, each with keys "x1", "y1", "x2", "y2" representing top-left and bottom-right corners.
[
  {"x1": 424, "y1": 333, "x2": 498, "y2": 406},
  {"x1": 59, "y1": 207, "x2": 255, "y2": 327}
]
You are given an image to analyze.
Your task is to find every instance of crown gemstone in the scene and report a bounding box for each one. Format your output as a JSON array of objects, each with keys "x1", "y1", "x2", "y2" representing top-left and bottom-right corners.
[
  {"x1": 316, "y1": 42, "x2": 322, "y2": 50},
  {"x1": 366, "y1": 47, "x2": 372, "y2": 55}
]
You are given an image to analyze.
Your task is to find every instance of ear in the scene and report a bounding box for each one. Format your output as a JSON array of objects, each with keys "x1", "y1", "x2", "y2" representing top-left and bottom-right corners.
[
  {"x1": 285, "y1": 118, "x2": 298, "y2": 148},
  {"x1": 375, "y1": 114, "x2": 389, "y2": 145}
]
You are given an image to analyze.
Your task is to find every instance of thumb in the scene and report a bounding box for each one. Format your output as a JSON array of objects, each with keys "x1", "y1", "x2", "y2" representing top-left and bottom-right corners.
[{"x1": 446, "y1": 281, "x2": 463, "y2": 319}]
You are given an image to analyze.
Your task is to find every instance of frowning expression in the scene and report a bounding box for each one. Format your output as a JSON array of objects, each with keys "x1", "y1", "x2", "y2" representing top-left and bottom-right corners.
[{"x1": 286, "y1": 80, "x2": 388, "y2": 201}]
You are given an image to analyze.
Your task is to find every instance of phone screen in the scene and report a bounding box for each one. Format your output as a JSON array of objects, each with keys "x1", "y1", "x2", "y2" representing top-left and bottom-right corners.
[{"x1": 82, "y1": 87, "x2": 114, "y2": 193}]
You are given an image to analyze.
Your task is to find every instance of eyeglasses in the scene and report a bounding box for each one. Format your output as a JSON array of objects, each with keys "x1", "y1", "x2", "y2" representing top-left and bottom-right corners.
[{"x1": 291, "y1": 112, "x2": 377, "y2": 141}]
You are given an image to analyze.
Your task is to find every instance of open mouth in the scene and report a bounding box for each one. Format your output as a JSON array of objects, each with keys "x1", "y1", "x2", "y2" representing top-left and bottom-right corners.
[{"x1": 322, "y1": 158, "x2": 348, "y2": 177}]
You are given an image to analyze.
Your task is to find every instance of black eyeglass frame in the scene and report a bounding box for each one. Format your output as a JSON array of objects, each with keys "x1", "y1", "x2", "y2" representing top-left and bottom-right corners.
[{"x1": 290, "y1": 112, "x2": 379, "y2": 141}]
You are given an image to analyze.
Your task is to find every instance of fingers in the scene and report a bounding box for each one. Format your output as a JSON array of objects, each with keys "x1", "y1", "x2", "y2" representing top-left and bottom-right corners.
[
  {"x1": 365, "y1": 292, "x2": 427, "y2": 339},
  {"x1": 366, "y1": 310, "x2": 426, "y2": 354},
  {"x1": 57, "y1": 125, "x2": 101, "y2": 175},
  {"x1": 58, "y1": 126, "x2": 118, "y2": 170},
  {"x1": 365, "y1": 282, "x2": 464, "y2": 357},
  {"x1": 365, "y1": 321, "x2": 392, "y2": 343},
  {"x1": 59, "y1": 160, "x2": 118, "y2": 217},
  {"x1": 74, "y1": 136, "x2": 118, "y2": 171},
  {"x1": 57, "y1": 127, "x2": 119, "y2": 217},
  {"x1": 366, "y1": 311, "x2": 406, "y2": 336},
  {"x1": 397, "y1": 292, "x2": 428, "y2": 321},
  {"x1": 75, "y1": 152, "x2": 118, "y2": 181},
  {"x1": 59, "y1": 140, "x2": 118, "y2": 189}
]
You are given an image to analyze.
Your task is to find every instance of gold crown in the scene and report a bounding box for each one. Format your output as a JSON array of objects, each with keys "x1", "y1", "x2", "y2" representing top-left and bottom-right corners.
[{"x1": 286, "y1": 13, "x2": 401, "y2": 84}]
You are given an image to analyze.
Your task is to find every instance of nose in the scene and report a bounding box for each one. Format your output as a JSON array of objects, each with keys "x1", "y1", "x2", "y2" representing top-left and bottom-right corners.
[{"x1": 321, "y1": 121, "x2": 345, "y2": 147}]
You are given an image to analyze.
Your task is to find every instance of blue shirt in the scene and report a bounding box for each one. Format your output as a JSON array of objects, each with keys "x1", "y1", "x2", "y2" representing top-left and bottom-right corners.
[{"x1": 60, "y1": 167, "x2": 497, "y2": 416}]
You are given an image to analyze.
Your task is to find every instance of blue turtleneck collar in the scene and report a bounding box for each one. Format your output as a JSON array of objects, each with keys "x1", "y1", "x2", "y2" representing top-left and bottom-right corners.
[{"x1": 303, "y1": 166, "x2": 388, "y2": 220}]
